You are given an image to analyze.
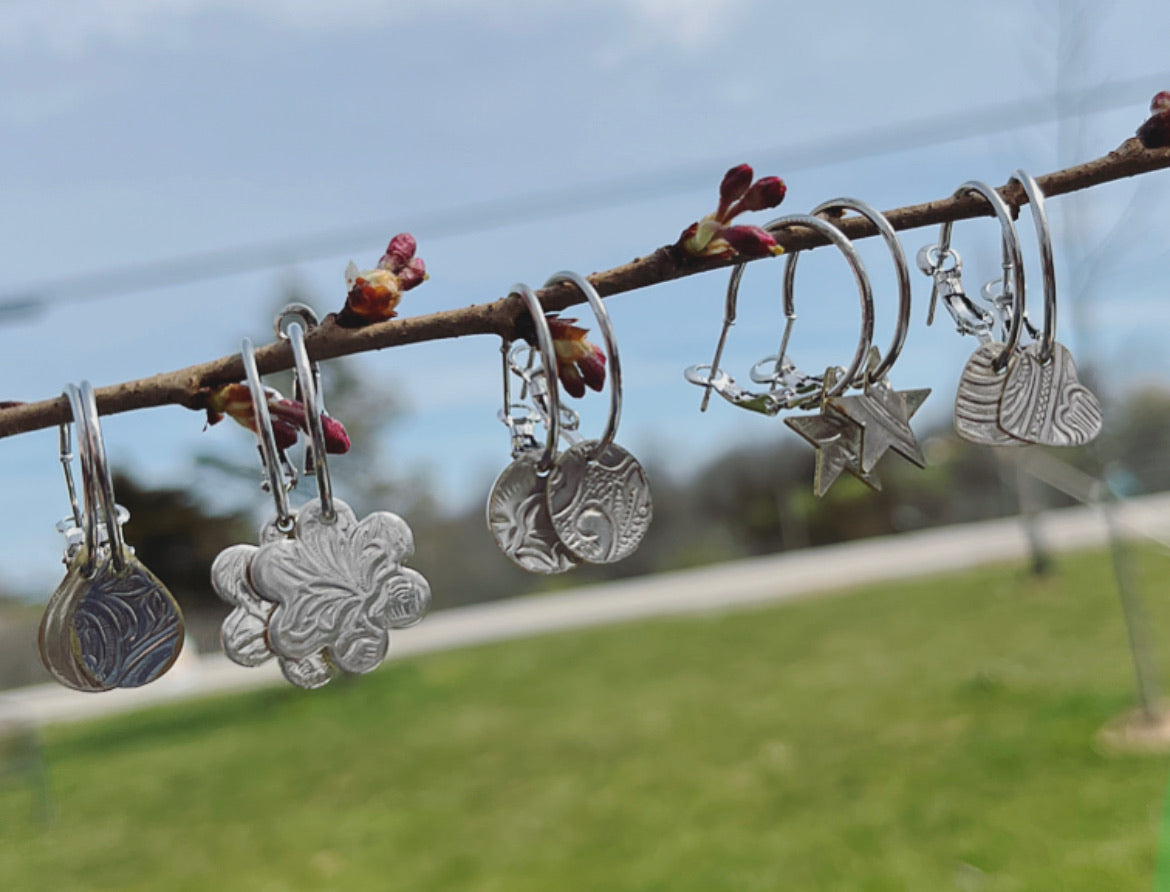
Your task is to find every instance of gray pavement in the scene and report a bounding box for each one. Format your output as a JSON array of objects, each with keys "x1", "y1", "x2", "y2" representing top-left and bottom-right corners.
[{"x1": 4, "y1": 492, "x2": 1170, "y2": 728}]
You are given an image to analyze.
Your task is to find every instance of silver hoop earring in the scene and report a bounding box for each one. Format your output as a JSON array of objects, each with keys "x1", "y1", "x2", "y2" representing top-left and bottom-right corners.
[
  {"x1": 995, "y1": 170, "x2": 1102, "y2": 447},
  {"x1": 541, "y1": 271, "x2": 652, "y2": 564},
  {"x1": 487, "y1": 284, "x2": 581, "y2": 574},
  {"x1": 39, "y1": 382, "x2": 185, "y2": 691}
]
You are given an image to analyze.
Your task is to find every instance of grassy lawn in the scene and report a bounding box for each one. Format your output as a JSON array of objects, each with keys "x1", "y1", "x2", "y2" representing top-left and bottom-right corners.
[{"x1": 2, "y1": 546, "x2": 1170, "y2": 890}]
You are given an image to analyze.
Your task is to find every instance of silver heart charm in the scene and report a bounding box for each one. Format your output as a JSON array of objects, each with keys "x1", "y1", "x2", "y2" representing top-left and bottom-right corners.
[
  {"x1": 39, "y1": 550, "x2": 184, "y2": 691},
  {"x1": 249, "y1": 498, "x2": 431, "y2": 676},
  {"x1": 953, "y1": 343, "x2": 1030, "y2": 447},
  {"x1": 211, "y1": 541, "x2": 337, "y2": 690},
  {"x1": 545, "y1": 440, "x2": 653, "y2": 564},
  {"x1": 487, "y1": 456, "x2": 580, "y2": 575},
  {"x1": 998, "y1": 341, "x2": 1102, "y2": 446}
]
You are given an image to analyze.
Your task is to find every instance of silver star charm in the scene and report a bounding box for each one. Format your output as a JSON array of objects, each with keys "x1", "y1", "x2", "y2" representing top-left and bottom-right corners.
[
  {"x1": 826, "y1": 382, "x2": 930, "y2": 474},
  {"x1": 784, "y1": 412, "x2": 881, "y2": 497}
]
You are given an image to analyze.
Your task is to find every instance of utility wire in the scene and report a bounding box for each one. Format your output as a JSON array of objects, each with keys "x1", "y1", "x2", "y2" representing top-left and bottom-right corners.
[{"x1": 1, "y1": 70, "x2": 1167, "y2": 319}]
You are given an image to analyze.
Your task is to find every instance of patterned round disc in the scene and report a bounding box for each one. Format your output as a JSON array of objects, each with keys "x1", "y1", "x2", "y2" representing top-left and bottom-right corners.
[
  {"x1": 486, "y1": 457, "x2": 579, "y2": 575},
  {"x1": 545, "y1": 440, "x2": 653, "y2": 564}
]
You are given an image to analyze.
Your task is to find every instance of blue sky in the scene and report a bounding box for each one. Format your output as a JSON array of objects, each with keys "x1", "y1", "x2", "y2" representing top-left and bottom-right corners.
[{"x1": 2, "y1": 0, "x2": 1170, "y2": 593}]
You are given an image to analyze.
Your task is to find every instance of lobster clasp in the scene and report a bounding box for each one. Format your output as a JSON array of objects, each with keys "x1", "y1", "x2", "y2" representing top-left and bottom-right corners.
[{"x1": 918, "y1": 244, "x2": 994, "y2": 342}]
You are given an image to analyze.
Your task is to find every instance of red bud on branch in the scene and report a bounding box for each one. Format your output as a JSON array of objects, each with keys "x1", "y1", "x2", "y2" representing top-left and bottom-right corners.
[
  {"x1": 338, "y1": 232, "x2": 427, "y2": 327},
  {"x1": 547, "y1": 315, "x2": 607, "y2": 399},
  {"x1": 678, "y1": 163, "x2": 787, "y2": 259},
  {"x1": 205, "y1": 383, "x2": 350, "y2": 453},
  {"x1": 1138, "y1": 90, "x2": 1170, "y2": 149}
]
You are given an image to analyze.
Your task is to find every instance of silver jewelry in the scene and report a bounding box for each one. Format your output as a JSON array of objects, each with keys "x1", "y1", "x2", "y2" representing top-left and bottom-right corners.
[
  {"x1": 39, "y1": 382, "x2": 184, "y2": 691},
  {"x1": 996, "y1": 170, "x2": 1102, "y2": 446},
  {"x1": 541, "y1": 271, "x2": 652, "y2": 564},
  {"x1": 487, "y1": 284, "x2": 581, "y2": 574}
]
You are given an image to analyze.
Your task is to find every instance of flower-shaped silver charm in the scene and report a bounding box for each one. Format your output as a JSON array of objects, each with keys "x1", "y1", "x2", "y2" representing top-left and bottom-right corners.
[
  {"x1": 211, "y1": 540, "x2": 337, "y2": 690},
  {"x1": 248, "y1": 498, "x2": 431, "y2": 675}
]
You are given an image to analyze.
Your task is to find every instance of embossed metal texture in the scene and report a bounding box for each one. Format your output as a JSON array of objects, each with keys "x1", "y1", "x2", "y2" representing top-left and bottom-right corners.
[
  {"x1": 998, "y1": 342, "x2": 1103, "y2": 446},
  {"x1": 784, "y1": 412, "x2": 880, "y2": 496},
  {"x1": 249, "y1": 498, "x2": 431, "y2": 675},
  {"x1": 38, "y1": 549, "x2": 112, "y2": 692},
  {"x1": 487, "y1": 456, "x2": 579, "y2": 575},
  {"x1": 545, "y1": 440, "x2": 653, "y2": 564},
  {"x1": 953, "y1": 343, "x2": 1029, "y2": 446},
  {"x1": 211, "y1": 538, "x2": 337, "y2": 690},
  {"x1": 826, "y1": 382, "x2": 931, "y2": 474}
]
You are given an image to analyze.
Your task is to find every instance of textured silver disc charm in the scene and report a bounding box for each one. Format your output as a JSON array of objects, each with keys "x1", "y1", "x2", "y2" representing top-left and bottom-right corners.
[
  {"x1": 39, "y1": 551, "x2": 184, "y2": 691},
  {"x1": 249, "y1": 498, "x2": 431, "y2": 676},
  {"x1": 545, "y1": 440, "x2": 653, "y2": 564},
  {"x1": 784, "y1": 412, "x2": 881, "y2": 496},
  {"x1": 953, "y1": 343, "x2": 1030, "y2": 447},
  {"x1": 211, "y1": 541, "x2": 337, "y2": 690},
  {"x1": 998, "y1": 341, "x2": 1102, "y2": 446},
  {"x1": 487, "y1": 456, "x2": 580, "y2": 575}
]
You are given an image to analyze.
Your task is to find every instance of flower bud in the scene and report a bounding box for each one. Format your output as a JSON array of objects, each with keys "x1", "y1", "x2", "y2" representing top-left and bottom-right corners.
[
  {"x1": 1138, "y1": 92, "x2": 1170, "y2": 149},
  {"x1": 378, "y1": 232, "x2": 417, "y2": 272},
  {"x1": 397, "y1": 257, "x2": 427, "y2": 291},
  {"x1": 1153, "y1": 91, "x2": 1170, "y2": 114},
  {"x1": 547, "y1": 315, "x2": 607, "y2": 398},
  {"x1": 717, "y1": 224, "x2": 783, "y2": 258},
  {"x1": 729, "y1": 176, "x2": 787, "y2": 215},
  {"x1": 717, "y1": 164, "x2": 754, "y2": 218}
]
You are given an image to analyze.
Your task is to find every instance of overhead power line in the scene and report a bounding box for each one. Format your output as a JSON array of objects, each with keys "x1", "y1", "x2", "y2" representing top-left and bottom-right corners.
[{"x1": 1, "y1": 70, "x2": 1167, "y2": 318}]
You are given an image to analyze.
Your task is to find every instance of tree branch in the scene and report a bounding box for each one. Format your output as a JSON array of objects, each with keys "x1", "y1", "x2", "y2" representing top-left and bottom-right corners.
[{"x1": 2, "y1": 137, "x2": 1168, "y2": 440}]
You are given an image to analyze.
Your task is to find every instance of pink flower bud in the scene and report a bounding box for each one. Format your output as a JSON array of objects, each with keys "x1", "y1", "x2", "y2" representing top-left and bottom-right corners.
[
  {"x1": 1138, "y1": 92, "x2": 1170, "y2": 148},
  {"x1": 378, "y1": 232, "x2": 417, "y2": 272},
  {"x1": 397, "y1": 257, "x2": 427, "y2": 291},
  {"x1": 547, "y1": 314, "x2": 607, "y2": 398},
  {"x1": 717, "y1": 224, "x2": 783, "y2": 258},
  {"x1": 728, "y1": 176, "x2": 787, "y2": 215},
  {"x1": 717, "y1": 164, "x2": 754, "y2": 218},
  {"x1": 321, "y1": 414, "x2": 351, "y2": 454}
]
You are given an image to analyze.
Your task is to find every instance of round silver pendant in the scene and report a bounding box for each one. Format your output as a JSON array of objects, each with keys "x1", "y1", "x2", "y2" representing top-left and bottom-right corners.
[
  {"x1": 486, "y1": 456, "x2": 579, "y2": 575},
  {"x1": 545, "y1": 440, "x2": 653, "y2": 564}
]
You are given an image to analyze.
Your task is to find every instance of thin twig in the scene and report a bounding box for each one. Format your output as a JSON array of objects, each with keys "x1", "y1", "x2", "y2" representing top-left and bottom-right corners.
[{"x1": 1, "y1": 137, "x2": 1168, "y2": 441}]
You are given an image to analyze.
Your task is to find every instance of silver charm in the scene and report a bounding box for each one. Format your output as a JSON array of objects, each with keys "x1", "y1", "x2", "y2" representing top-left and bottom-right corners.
[
  {"x1": 826, "y1": 379, "x2": 931, "y2": 474},
  {"x1": 546, "y1": 440, "x2": 653, "y2": 564},
  {"x1": 487, "y1": 455, "x2": 579, "y2": 574},
  {"x1": 539, "y1": 271, "x2": 653, "y2": 564},
  {"x1": 39, "y1": 382, "x2": 184, "y2": 692},
  {"x1": 211, "y1": 539, "x2": 337, "y2": 690},
  {"x1": 784, "y1": 411, "x2": 881, "y2": 496},
  {"x1": 250, "y1": 498, "x2": 430, "y2": 674},
  {"x1": 994, "y1": 170, "x2": 1103, "y2": 448},
  {"x1": 953, "y1": 343, "x2": 1029, "y2": 446},
  {"x1": 998, "y1": 341, "x2": 1103, "y2": 446}
]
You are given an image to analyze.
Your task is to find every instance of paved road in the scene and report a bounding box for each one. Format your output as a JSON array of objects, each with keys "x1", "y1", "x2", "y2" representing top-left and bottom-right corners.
[{"x1": 4, "y1": 493, "x2": 1170, "y2": 728}]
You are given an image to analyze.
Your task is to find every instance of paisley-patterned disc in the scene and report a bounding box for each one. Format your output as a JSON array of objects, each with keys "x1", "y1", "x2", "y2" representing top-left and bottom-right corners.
[
  {"x1": 545, "y1": 440, "x2": 653, "y2": 564},
  {"x1": 486, "y1": 456, "x2": 579, "y2": 575}
]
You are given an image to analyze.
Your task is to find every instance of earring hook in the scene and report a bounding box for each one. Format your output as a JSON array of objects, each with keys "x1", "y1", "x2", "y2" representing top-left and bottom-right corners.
[
  {"x1": 774, "y1": 213, "x2": 875, "y2": 398},
  {"x1": 282, "y1": 317, "x2": 336, "y2": 523},
  {"x1": 60, "y1": 382, "x2": 127, "y2": 574},
  {"x1": 240, "y1": 338, "x2": 295, "y2": 531},
  {"x1": 933, "y1": 181, "x2": 1026, "y2": 369},
  {"x1": 508, "y1": 283, "x2": 561, "y2": 473},
  {"x1": 541, "y1": 271, "x2": 620, "y2": 457},
  {"x1": 1007, "y1": 170, "x2": 1057, "y2": 364},
  {"x1": 791, "y1": 198, "x2": 910, "y2": 382}
]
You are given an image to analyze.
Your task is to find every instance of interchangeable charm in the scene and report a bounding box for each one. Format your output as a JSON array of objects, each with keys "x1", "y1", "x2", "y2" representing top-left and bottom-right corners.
[
  {"x1": 541, "y1": 271, "x2": 652, "y2": 564},
  {"x1": 39, "y1": 382, "x2": 184, "y2": 692},
  {"x1": 212, "y1": 306, "x2": 430, "y2": 688},
  {"x1": 788, "y1": 198, "x2": 931, "y2": 474},
  {"x1": 995, "y1": 170, "x2": 1102, "y2": 446},
  {"x1": 784, "y1": 368, "x2": 881, "y2": 496},
  {"x1": 487, "y1": 283, "x2": 582, "y2": 574},
  {"x1": 689, "y1": 211, "x2": 884, "y2": 496},
  {"x1": 918, "y1": 180, "x2": 1031, "y2": 447}
]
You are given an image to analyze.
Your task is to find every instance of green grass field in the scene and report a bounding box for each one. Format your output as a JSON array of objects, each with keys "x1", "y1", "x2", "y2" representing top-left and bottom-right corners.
[{"x1": 3, "y1": 547, "x2": 1170, "y2": 890}]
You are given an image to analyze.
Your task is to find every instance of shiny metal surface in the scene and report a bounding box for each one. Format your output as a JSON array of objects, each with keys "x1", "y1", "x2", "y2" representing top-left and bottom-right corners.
[
  {"x1": 952, "y1": 343, "x2": 1029, "y2": 446},
  {"x1": 998, "y1": 342, "x2": 1103, "y2": 446},
  {"x1": 784, "y1": 411, "x2": 881, "y2": 496},
  {"x1": 487, "y1": 456, "x2": 580, "y2": 575},
  {"x1": 545, "y1": 440, "x2": 653, "y2": 564}
]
